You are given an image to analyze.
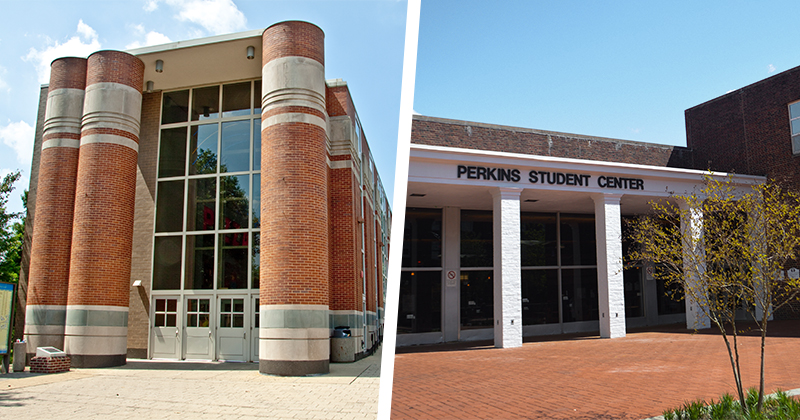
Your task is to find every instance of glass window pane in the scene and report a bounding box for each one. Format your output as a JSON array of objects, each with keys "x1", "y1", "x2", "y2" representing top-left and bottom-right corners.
[
  {"x1": 155, "y1": 180, "x2": 185, "y2": 232},
  {"x1": 219, "y1": 232, "x2": 248, "y2": 289},
  {"x1": 220, "y1": 175, "x2": 249, "y2": 230},
  {"x1": 190, "y1": 124, "x2": 218, "y2": 175},
  {"x1": 461, "y1": 210, "x2": 493, "y2": 267},
  {"x1": 624, "y1": 267, "x2": 643, "y2": 318},
  {"x1": 187, "y1": 177, "x2": 216, "y2": 231},
  {"x1": 184, "y1": 234, "x2": 215, "y2": 289},
  {"x1": 221, "y1": 314, "x2": 231, "y2": 328},
  {"x1": 657, "y1": 271, "x2": 685, "y2": 315},
  {"x1": 220, "y1": 121, "x2": 250, "y2": 173},
  {"x1": 167, "y1": 299, "x2": 177, "y2": 312},
  {"x1": 162, "y1": 90, "x2": 189, "y2": 124},
  {"x1": 792, "y1": 119, "x2": 800, "y2": 135},
  {"x1": 561, "y1": 268, "x2": 599, "y2": 322},
  {"x1": 790, "y1": 102, "x2": 800, "y2": 119},
  {"x1": 199, "y1": 314, "x2": 209, "y2": 327},
  {"x1": 521, "y1": 213, "x2": 557, "y2": 267},
  {"x1": 188, "y1": 314, "x2": 197, "y2": 327},
  {"x1": 254, "y1": 80, "x2": 262, "y2": 114},
  {"x1": 156, "y1": 299, "x2": 166, "y2": 312},
  {"x1": 233, "y1": 314, "x2": 244, "y2": 328},
  {"x1": 166, "y1": 314, "x2": 177, "y2": 327},
  {"x1": 402, "y1": 208, "x2": 442, "y2": 268},
  {"x1": 233, "y1": 299, "x2": 244, "y2": 312},
  {"x1": 251, "y1": 232, "x2": 260, "y2": 289},
  {"x1": 221, "y1": 299, "x2": 231, "y2": 312},
  {"x1": 153, "y1": 236, "x2": 182, "y2": 290},
  {"x1": 560, "y1": 214, "x2": 596, "y2": 266},
  {"x1": 222, "y1": 82, "x2": 251, "y2": 117},
  {"x1": 252, "y1": 174, "x2": 260, "y2": 228},
  {"x1": 155, "y1": 313, "x2": 165, "y2": 327},
  {"x1": 397, "y1": 271, "x2": 441, "y2": 334},
  {"x1": 460, "y1": 270, "x2": 493, "y2": 329},
  {"x1": 158, "y1": 127, "x2": 187, "y2": 177},
  {"x1": 253, "y1": 119, "x2": 261, "y2": 171},
  {"x1": 191, "y1": 86, "x2": 219, "y2": 121},
  {"x1": 522, "y1": 269, "x2": 559, "y2": 325},
  {"x1": 188, "y1": 299, "x2": 197, "y2": 312}
]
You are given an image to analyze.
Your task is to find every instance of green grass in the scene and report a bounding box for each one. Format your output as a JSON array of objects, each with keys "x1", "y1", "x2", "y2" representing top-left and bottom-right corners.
[{"x1": 662, "y1": 388, "x2": 800, "y2": 420}]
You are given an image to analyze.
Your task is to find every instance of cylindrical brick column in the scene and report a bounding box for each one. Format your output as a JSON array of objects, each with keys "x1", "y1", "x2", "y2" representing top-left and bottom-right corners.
[
  {"x1": 24, "y1": 57, "x2": 87, "y2": 357},
  {"x1": 260, "y1": 21, "x2": 330, "y2": 376},
  {"x1": 64, "y1": 51, "x2": 144, "y2": 367}
]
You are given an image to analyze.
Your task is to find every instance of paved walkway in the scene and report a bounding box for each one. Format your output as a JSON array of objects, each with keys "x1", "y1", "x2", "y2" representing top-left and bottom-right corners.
[
  {"x1": 391, "y1": 321, "x2": 800, "y2": 419},
  {"x1": 0, "y1": 347, "x2": 381, "y2": 419}
]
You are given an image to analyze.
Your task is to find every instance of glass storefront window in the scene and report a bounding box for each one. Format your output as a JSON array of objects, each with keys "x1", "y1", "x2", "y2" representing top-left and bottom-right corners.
[
  {"x1": 657, "y1": 276, "x2": 685, "y2": 315},
  {"x1": 560, "y1": 213, "x2": 596, "y2": 266},
  {"x1": 460, "y1": 270, "x2": 493, "y2": 329},
  {"x1": 623, "y1": 267, "x2": 643, "y2": 318},
  {"x1": 219, "y1": 233, "x2": 248, "y2": 289},
  {"x1": 522, "y1": 269, "x2": 559, "y2": 325},
  {"x1": 155, "y1": 180, "x2": 184, "y2": 232},
  {"x1": 220, "y1": 120, "x2": 250, "y2": 173},
  {"x1": 219, "y1": 175, "x2": 249, "y2": 230},
  {"x1": 461, "y1": 210, "x2": 493, "y2": 267},
  {"x1": 161, "y1": 90, "x2": 189, "y2": 124},
  {"x1": 187, "y1": 177, "x2": 216, "y2": 231},
  {"x1": 251, "y1": 232, "x2": 260, "y2": 289},
  {"x1": 561, "y1": 268, "x2": 599, "y2": 322},
  {"x1": 521, "y1": 212, "x2": 557, "y2": 267},
  {"x1": 190, "y1": 124, "x2": 219, "y2": 175},
  {"x1": 402, "y1": 208, "x2": 442, "y2": 268},
  {"x1": 252, "y1": 174, "x2": 260, "y2": 228},
  {"x1": 158, "y1": 127, "x2": 187, "y2": 177},
  {"x1": 252, "y1": 119, "x2": 261, "y2": 171},
  {"x1": 222, "y1": 82, "x2": 251, "y2": 118},
  {"x1": 398, "y1": 271, "x2": 441, "y2": 334}
]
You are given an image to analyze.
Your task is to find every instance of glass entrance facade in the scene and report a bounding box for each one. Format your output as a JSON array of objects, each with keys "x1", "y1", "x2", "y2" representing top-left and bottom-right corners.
[{"x1": 151, "y1": 80, "x2": 262, "y2": 360}]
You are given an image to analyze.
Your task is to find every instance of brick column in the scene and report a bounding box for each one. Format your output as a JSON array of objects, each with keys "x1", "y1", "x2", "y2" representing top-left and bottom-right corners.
[
  {"x1": 64, "y1": 51, "x2": 144, "y2": 367},
  {"x1": 491, "y1": 187, "x2": 523, "y2": 348},
  {"x1": 24, "y1": 57, "x2": 87, "y2": 356},
  {"x1": 260, "y1": 21, "x2": 330, "y2": 376},
  {"x1": 593, "y1": 193, "x2": 627, "y2": 338}
]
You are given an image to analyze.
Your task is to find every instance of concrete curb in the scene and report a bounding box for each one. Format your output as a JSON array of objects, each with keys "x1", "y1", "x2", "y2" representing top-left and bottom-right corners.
[{"x1": 642, "y1": 388, "x2": 800, "y2": 420}]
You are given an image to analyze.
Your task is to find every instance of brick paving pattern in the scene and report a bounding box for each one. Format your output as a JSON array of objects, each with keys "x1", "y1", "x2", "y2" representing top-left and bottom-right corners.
[
  {"x1": 391, "y1": 321, "x2": 800, "y2": 419},
  {"x1": 0, "y1": 347, "x2": 381, "y2": 419}
]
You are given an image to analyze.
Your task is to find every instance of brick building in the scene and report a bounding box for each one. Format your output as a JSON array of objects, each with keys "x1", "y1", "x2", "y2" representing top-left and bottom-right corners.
[
  {"x1": 18, "y1": 21, "x2": 390, "y2": 376},
  {"x1": 399, "y1": 64, "x2": 800, "y2": 347}
]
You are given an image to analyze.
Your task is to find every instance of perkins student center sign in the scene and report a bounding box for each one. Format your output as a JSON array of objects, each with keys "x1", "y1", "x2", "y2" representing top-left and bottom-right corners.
[{"x1": 456, "y1": 164, "x2": 645, "y2": 190}]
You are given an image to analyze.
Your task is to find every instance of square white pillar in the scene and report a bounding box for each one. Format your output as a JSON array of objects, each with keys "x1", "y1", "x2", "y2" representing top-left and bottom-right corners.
[
  {"x1": 593, "y1": 193, "x2": 626, "y2": 338},
  {"x1": 679, "y1": 202, "x2": 711, "y2": 329},
  {"x1": 491, "y1": 187, "x2": 522, "y2": 348}
]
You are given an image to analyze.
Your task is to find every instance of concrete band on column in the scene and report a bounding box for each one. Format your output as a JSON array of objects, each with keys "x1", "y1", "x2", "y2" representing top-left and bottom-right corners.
[
  {"x1": 65, "y1": 50, "x2": 144, "y2": 367},
  {"x1": 260, "y1": 21, "x2": 330, "y2": 376},
  {"x1": 491, "y1": 187, "x2": 523, "y2": 348},
  {"x1": 593, "y1": 193, "x2": 626, "y2": 339},
  {"x1": 25, "y1": 57, "x2": 86, "y2": 355}
]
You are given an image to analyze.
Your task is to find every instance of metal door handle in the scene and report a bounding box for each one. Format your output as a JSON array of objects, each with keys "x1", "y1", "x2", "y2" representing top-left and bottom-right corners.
[{"x1": 175, "y1": 330, "x2": 179, "y2": 337}]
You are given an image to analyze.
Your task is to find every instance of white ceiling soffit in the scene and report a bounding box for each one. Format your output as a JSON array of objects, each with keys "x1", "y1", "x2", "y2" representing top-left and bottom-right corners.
[{"x1": 127, "y1": 29, "x2": 264, "y2": 93}]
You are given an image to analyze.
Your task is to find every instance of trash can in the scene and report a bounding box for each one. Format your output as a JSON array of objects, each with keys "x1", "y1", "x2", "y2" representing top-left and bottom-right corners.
[{"x1": 330, "y1": 326, "x2": 355, "y2": 362}]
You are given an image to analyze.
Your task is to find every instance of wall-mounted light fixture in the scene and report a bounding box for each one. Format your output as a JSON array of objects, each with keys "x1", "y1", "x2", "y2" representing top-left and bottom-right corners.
[
  {"x1": 246, "y1": 46, "x2": 255, "y2": 60},
  {"x1": 132, "y1": 280, "x2": 142, "y2": 287},
  {"x1": 146, "y1": 81, "x2": 154, "y2": 93},
  {"x1": 155, "y1": 59, "x2": 164, "y2": 73}
]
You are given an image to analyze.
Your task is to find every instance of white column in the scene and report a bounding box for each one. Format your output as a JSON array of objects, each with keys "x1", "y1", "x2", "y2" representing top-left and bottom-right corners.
[
  {"x1": 593, "y1": 193, "x2": 626, "y2": 338},
  {"x1": 442, "y1": 207, "x2": 461, "y2": 342},
  {"x1": 679, "y1": 202, "x2": 711, "y2": 329},
  {"x1": 491, "y1": 187, "x2": 522, "y2": 348}
]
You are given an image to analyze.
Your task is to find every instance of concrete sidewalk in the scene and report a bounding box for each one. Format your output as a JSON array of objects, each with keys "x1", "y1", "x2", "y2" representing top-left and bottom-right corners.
[
  {"x1": 0, "y1": 347, "x2": 381, "y2": 419},
  {"x1": 391, "y1": 321, "x2": 800, "y2": 419}
]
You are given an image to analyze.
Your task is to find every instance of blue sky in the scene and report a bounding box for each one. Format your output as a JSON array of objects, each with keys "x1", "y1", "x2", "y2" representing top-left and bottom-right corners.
[
  {"x1": 0, "y1": 0, "x2": 407, "y2": 214},
  {"x1": 414, "y1": 1, "x2": 800, "y2": 148}
]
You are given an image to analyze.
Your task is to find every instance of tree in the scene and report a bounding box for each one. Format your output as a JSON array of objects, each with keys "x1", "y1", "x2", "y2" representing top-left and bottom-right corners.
[
  {"x1": 625, "y1": 175, "x2": 800, "y2": 414},
  {"x1": 0, "y1": 171, "x2": 22, "y2": 283}
]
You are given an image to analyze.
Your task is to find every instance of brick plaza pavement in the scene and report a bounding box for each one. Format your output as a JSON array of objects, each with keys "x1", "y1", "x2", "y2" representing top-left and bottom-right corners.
[
  {"x1": 0, "y1": 346, "x2": 381, "y2": 419},
  {"x1": 391, "y1": 321, "x2": 800, "y2": 419}
]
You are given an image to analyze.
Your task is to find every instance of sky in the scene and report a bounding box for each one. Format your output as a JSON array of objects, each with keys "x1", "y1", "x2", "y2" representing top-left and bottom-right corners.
[
  {"x1": 414, "y1": 1, "x2": 800, "y2": 149},
  {"x1": 0, "y1": 0, "x2": 407, "y2": 214}
]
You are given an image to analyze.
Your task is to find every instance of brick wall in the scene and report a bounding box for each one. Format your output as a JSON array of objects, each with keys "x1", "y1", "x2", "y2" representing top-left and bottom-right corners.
[
  {"x1": 262, "y1": 21, "x2": 325, "y2": 65},
  {"x1": 685, "y1": 65, "x2": 800, "y2": 186},
  {"x1": 30, "y1": 356, "x2": 70, "y2": 373},
  {"x1": 329, "y1": 164, "x2": 359, "y2": 311},
  {"x1": 412, "y1": 115, "x2": 694, "y2": 169}
]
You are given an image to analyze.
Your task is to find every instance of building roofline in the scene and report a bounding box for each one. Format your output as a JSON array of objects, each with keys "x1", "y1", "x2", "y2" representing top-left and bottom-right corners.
[
  {"x1": 125, "y1": 28, "x2": 265, "y2": 55},
  {"x1": 686, "y1": 64, "x2": 800, "y2": 112},
  {"x1": 412, "y1": 114, "x2": 691, "y2": 151}
]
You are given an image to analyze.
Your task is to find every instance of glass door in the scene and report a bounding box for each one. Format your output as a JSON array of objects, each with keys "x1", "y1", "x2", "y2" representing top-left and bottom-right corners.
[
  {"x1": 251, "y1": 296, "x2": 259, "y2": 361},
  {"x1": 217, "y1": 296, "x2": 248, "y2": 361},
  {"x1": 151, "y1": 297, "x2": 181, "y2": 359}
]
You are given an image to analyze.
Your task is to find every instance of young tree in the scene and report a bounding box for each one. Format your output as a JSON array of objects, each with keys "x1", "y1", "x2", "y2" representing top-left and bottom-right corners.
[
  {"x1": 0, "y1": 171, "x2": 22, "y2": 282},
  {"x1": 626, "y1": 175, "x2": 800, "y2": 414}
]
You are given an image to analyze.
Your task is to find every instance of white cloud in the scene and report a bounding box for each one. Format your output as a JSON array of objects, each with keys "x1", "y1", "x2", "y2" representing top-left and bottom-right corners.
[
  {"x1": 0, "y1": 120, "x2": 34, "y2": 167},
  {"x1": 126, "y1": 29, "x2": 172, "y2": 49},
  {"x1": 167, "y1": 0, "x2": 247, "y2": 35},
  {"x1": 768, "y1": 64, "x2": 776, "y2": 73},
  {"x1": 144, "y1": 0, "x2": 160, "y2": 12},
  {"x1": 23, "y1": 20, "x2": 101, "y2": 84}
]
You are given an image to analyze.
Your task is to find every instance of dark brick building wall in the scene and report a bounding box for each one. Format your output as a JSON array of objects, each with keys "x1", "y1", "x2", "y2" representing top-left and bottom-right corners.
[
  {"x1": 411, "y1": 115, "x2": 694, "y2": 169},
  {"x1": 685, "y1": 65, "x2": 800, "y2": 185}
]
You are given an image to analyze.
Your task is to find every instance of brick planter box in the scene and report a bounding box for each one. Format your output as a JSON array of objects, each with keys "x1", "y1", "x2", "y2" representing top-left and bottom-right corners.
[{"x1": 30, "y1": 356, "x2": 71, "y2": 374}]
